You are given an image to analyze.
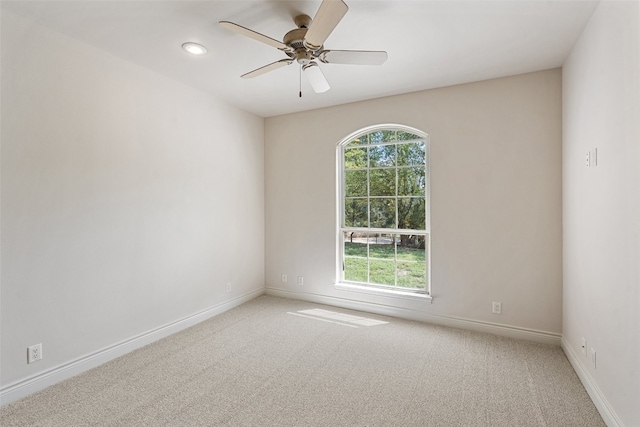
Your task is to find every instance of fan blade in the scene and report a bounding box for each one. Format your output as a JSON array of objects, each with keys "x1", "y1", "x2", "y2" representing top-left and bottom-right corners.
[
  {"x1": 303, "y1": 63, "x2": 330, "y2": 93},
  {"x1": 219, "y1": 21, "x2": 287, "y2": 50},
  {"x1": 241, "y1": 59, "x2": 293, "y2": 79},
  {"x1": 319, "y1": 50, "x2": 388, "y2": 65},
  {"x1": 304, "y1": 0, "x2": 348, "y2": 50}
]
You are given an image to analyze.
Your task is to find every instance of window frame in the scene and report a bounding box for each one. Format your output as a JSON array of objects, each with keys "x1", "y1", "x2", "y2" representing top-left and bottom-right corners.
[{"x1": 336, "y1": 125, "x2": 431, "y2": 297}]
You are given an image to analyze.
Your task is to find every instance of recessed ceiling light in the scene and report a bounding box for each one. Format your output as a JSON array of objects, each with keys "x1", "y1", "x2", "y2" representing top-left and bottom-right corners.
[{"x1": 182, "y1": 42, "x2": 207, "y2": 55}]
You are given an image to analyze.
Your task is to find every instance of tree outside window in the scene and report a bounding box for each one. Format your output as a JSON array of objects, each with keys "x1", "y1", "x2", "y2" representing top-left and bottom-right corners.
[{"x1": 340, "y1": 127, "x2": 430, "y2": 293}]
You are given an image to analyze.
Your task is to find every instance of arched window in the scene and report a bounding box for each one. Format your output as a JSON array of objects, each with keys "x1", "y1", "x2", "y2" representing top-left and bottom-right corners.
[{"x1": 337, "y1": 125, "x2": 430, "y2": 294}]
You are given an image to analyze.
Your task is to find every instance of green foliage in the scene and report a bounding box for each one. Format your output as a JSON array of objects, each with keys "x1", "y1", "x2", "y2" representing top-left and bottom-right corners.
[
  {"x1": 345, "y1": 147, "x2": 367, "y2": 169},
  {"x1": 370, "y1": 169, "x2": 395, "y2": 196},
  {"x1": 347, "y1": 130, "x2": 422, "y2": 148},
  {"x1": 369, "y1": 145, "x2": 396, "y2": 167},
  {"x1": 342, "y1": 131, "x2": 427, "y2": 289},
  {"x1": 397, "y1": 131, "x2": 420, "y2": 141},
  {"x1": 344, "y1": 257, "x2": 367, "y2": 282},
  {"x1": 398, "y1": 167, "x2": 425, "y2": 196},
  {"x1": 345, "y1": 199, "x2": 367, "y2": 227},
  {"x1": 369, "y1": 259, "x2": 395, "y2": 285},
  {"x1": 347, "y1": 134, "x2": 368, "y2": 146},
  {"x1": 397, "y1": 261, "x2": 426, "y2": 287},
  {"x1": 345, "y1": 170, "x2": 367, "y2": 197},
  {"x1": 344, "y1": 142, "x2": 426, "y2": 231},
  {"x1": 398, "y1": 198, "x2": 425, "y2": 231},
  {"x1": 397, "y1": 244, "x2": 425, "y2": 261},
  {"x1": 344, "y1": 240, "x2": 366, "y2": 256},
  {"x1": 370, "y1": 198, "x2": 395, "y2": 228},
  {"x1": 344, "y1": 241, "x2": 426, "y2": 261},
  {"x1": 368, "y1": 242, "x2": 394, "y2": 259},
  {"x1": 397, "y1": 142, "x2": 425, "y2": 166},
  {"x1": 368, "y1": 130, "x2": 395, "y2": 144},
  {"x1": 344, "y1": 242, "x2": 426, "y2": 289}
]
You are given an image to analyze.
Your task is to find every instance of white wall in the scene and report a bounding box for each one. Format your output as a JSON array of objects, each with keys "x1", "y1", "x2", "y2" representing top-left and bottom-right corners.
[
  {"x1": 1, "y1": 11, "x2": 264, "y2": 395},
  {"x1": 265, "y1": 69, "x2": 563, "y2": 338},
  {"x1": 562, "y1": 1, "x2": 640, "y2": 425}
]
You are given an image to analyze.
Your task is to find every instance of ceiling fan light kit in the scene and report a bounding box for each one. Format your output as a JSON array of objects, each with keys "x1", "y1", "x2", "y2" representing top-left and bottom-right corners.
[
  {"x1": 303, "y1": 62, "x2": 330, "y2": 93},
  {"x1": 220, "y1": 0, "x2": 387, "y2": 95}
]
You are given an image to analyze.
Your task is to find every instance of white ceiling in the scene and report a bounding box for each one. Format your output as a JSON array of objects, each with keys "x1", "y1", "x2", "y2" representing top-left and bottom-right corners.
[{"x1": 1, "y1": 0, "x2": 598, "y2": 117}]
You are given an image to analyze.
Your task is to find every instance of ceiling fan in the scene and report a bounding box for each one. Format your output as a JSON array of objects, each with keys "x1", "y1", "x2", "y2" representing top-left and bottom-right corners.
[{"x1": 219, "y1": 0, "x2": 388, "y2": 95}]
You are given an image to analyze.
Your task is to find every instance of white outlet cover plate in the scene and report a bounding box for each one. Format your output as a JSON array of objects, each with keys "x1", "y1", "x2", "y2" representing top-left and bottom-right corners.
[
  {"x1": 492, "y1": 302, "x2": 501, "y2": 314},
  {"x1": 28, "y1": 344, "x2": 42, "y2": 364}
]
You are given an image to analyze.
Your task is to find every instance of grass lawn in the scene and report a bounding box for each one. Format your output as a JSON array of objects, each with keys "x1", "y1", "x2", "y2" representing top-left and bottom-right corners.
[{"x1": 344, "y1": 242, "x2": 426, "y2": 289}]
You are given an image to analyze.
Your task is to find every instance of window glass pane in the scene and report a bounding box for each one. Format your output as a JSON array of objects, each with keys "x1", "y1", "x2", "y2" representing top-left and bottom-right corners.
[
  {"x1": 398, "y1": 167, "x2": 425, "y2": 196},
  {"x1": 369, "y1": 168, "x2": 396, "y2": 196},
  {"x1": 369, "y1": 259, "x2": 395, "y2": 286},
  {"x1": 398, "y1": 198, "x2": 425, "y2": 230},
  {"x1": 368, "y1": 234, "x2": 395, "y2": 259},
  {"x1": 397, "y1": 142, "x2": 425, "y2": 166},
  {"x1": 340, "y1": 128, "x2": 428, "y2": 292},
  {"x1": 397, "y1": 131, "x2": 420, "y2": 141},
  {"x1": 397, "y1": 261, "x2": 426, "y2": 288},
  {"x1": 344, "y1": 147, "x2": 367, "y2": 169},
  {"x1": 369, "y1": 145, "x2": 396, "y2": 167},
  {"x1": 368, "y1": 130, "x2": 395, "y2": 144},
  {"x1": 344, "y1": 198, "x2": 368, "y2": 227},
  {"x1": 344, "y1": 231, "x2": 368, "y2": 255},
  {"x1": 347, "y1": 134, "x2": 368, "y2": 146},
  {"x1": 345, "y1": 170, "x2": 367, "y2": 197},
  {"x1": 370, "y1": 198, "x2": 396, "y2": 228},
  {"x1": 344, "y1": 231, "x2": 368, "y2": 282},
  {"x1": 397, "y1": 233, "x2": 426, "y2": 289},
  {"x1": 397, "y1": 235, "x2": 426, "y2": 260},
  {"x1": 344, "y1": 257, "x2": 368, "y2": 282}
]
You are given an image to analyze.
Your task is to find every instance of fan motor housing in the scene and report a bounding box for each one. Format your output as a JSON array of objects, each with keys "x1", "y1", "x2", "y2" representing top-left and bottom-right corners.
[
  {"x1": 284, "y1": 15, "x2": 323, "y2": 65},
  {"x1": 283, "y1": 28, "x2": 307, "y2": 47}
]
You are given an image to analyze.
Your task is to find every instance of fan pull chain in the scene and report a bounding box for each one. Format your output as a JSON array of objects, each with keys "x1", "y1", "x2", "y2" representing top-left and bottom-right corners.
[{"x1": 299, "y1": 65, "x2": 302, "y2": 98}]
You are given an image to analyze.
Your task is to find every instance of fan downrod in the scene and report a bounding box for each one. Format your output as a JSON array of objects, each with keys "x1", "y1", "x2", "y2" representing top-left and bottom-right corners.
[{"x1": 294, "y1": 14, "x2": 312, "y2": 29}]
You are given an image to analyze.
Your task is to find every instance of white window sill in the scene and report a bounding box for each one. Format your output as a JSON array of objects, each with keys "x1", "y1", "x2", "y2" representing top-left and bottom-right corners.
[{"x1": 334, "y1": 282, "x2": 433, "y2": 303}]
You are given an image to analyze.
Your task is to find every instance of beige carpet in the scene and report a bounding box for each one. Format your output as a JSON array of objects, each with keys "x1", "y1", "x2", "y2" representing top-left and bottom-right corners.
[{"x1": 1, "y1": 295, "x2": 604, "y2": 426}]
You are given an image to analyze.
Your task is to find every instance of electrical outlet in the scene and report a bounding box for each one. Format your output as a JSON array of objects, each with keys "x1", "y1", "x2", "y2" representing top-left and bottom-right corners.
[
  {"x1": 281, "y1": 273, "x2": 287, "y2": 283},
  {"x1": 591, "y1": 348, "x2": 597, "y2": 369},
  {"x1": 226, "y1": 282, "x2": 231, "y2": 293},
  {"x1": 27, "y1": 343, "x2": 42, "y2": 364},
  {"x1": 492, "y1": 301, "x2": 501, "y2": 314},
  {"x1": 581, "y1": 337, "x2": 587, "y2": 356},
  {"x1": 297, "y1": 276, "x2": 304, "y2": 286}
]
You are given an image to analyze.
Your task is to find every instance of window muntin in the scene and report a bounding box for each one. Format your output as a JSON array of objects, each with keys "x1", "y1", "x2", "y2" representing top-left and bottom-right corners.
[{"x1": 339, "y1": 127, "x2": 430, "y2": 294}]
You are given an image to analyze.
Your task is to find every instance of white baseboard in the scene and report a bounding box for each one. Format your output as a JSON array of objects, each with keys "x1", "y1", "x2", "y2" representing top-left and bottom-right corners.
[
  {"x1": 265, "y1": 287, "x2": 561, "y2": 345},
  {"x1": 0, "y1": 289, "x2": 264, "y2": 407},
  {"x1": 4, "y1": 288, "x2": 620, "y2": 425},
  {"x1": 561, "y1": 338, "x2": 623, "y2": 427}
]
